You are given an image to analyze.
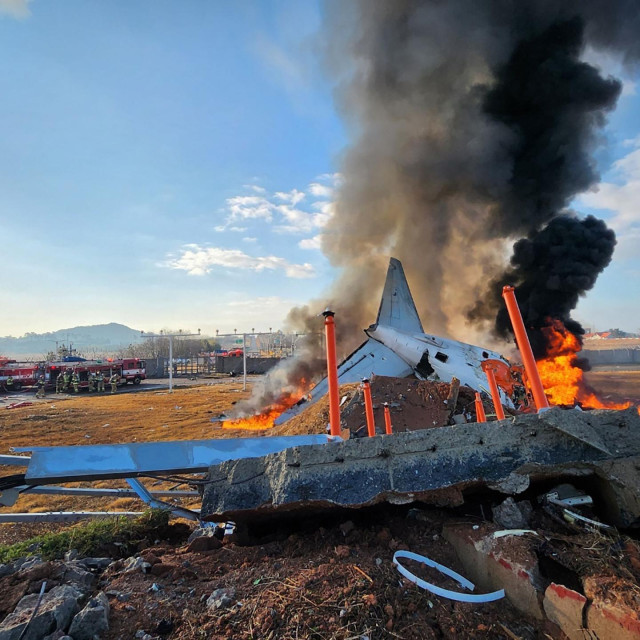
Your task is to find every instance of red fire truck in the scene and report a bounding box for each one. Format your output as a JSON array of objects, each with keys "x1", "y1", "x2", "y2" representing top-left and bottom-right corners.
[
  {"x1": 46, "y1": 358, "x2": 146, "y2": 391},
  {"x1": 0, "y1": 360, "x2": 43, "y2": 391}
]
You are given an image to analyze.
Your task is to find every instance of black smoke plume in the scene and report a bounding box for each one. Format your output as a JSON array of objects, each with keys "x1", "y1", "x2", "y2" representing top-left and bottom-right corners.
[
  {"x1": 239, "y1": 2, "x2": 639, "y2": 415},
  {"x1": 284, "y1": 1, "x2": 639, "y2": 361},
  {"x1": 491, "y1": 215, "x2": 617, "y2": 357}
]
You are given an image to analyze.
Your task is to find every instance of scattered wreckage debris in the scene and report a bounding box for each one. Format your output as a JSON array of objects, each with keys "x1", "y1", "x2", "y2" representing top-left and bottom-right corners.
[
  {"x1": 0, "y1": 435, "x2": 338, "y2": 523},
  {"x1": 275, "y1": 258, "x2": 528, "y2": 426},
  {"x1": 392, "y1": 550, "x2": 506, "y2": 603},
  {"x1": 1, "y1": 497, "x2": 638, "y2": 639},
  {"x1": 201, "y1": 407, "x2": 640, "y2": 532},
  {"x1": 273, "y1": 376, "x2": 506, "y2": 437}
]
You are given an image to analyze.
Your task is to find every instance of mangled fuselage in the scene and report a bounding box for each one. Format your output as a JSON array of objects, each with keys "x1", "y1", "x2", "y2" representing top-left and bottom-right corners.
[{"x1": 276, "y1": 258, "x2": 525, "y2": 425}]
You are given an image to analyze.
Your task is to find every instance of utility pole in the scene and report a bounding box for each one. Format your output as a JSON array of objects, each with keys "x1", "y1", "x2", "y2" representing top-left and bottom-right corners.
[
  {"x1": 140, "y1": 329, "x2": 201, "y2": 392},
  {"x1": 243, "y1": 333, "x2": 247, "y2": 391}
]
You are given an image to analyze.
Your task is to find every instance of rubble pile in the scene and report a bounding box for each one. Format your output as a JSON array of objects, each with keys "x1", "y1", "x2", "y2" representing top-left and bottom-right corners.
[
  {"x1": 274, "y1": 376, "x2": 502, "y2": 437},
  {"x1": 203, "y1": 407, "x2": 640, "y2": 528},
  {"x1": 2, "y1": 498, "x2": 639, "y2": 639}
]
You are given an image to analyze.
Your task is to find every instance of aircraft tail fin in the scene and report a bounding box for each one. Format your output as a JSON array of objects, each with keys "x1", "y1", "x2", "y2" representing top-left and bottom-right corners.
[{"x1": 374, "y1": 258, "x2": 424, "y2": 334}]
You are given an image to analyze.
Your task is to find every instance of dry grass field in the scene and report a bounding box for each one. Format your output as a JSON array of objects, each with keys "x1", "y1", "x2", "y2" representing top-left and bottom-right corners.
[
  {"x1": 1, "y1": 370, "x2": 639, "y2": 538},
  {"x1": 584, "y1": 369, "x2": 640, "y2": 404},
  {"x1": 0, "y1": 382, "x2": 257, "y2": 538}
]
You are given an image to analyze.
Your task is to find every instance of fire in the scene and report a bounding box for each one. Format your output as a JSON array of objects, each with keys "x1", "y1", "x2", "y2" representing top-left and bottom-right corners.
[
  {"x1": 221, "y1": 380, "x2": 311, "y2": 431},
  {"x1": 536, "y1": 319, "x2": 631, "y2": 410}
]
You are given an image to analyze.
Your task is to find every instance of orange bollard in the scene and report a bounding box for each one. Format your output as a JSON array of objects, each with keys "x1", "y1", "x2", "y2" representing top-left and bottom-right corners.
[
  {"x1": 383, "y1": 402, "x2": 393, "y2": 435},
  {"x1": 482, "y1": 362, "x2": 505, "y2": 420},
  {"x1": 362, "y1": 378, "x2": 376, "y2": 437},
  {"x1": 475, "y1": 392, "x2": 486, "y2": 423},
  {"x1": 323, "y1": 310, "x2": 341, "y2": 437},
  {"x1": 501, "y1": 286, "x2": 550, "y2": 412}
]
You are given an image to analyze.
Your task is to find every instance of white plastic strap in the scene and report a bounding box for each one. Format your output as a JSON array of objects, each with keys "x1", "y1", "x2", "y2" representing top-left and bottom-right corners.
[{"x1": 393, "y1": 550, "x2": 505, "y2": 603}]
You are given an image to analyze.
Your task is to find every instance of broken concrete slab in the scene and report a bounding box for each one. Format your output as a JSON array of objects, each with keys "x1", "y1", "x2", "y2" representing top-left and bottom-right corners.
[
  {"x1": 543, "y1": 583, "x2": 587, "y2": 640},
  {"x1": 68, "y1": 592, "x2": 109, "y2": 640},
  {"x1": 443, "y1": 524, "x2": 544, "y2": 619},
  {"x1": 491, "y1": 497, "x2": 533, "y2": 529},
  {"x1": 201, "y1": 407, "x2": 640, "y2": 528},
  {"x1": 0, "y1": 584, "x2": 84, "y2": 640},
  {"x1": 583, "y1": 576, "x2": 640, "y2": 640}
]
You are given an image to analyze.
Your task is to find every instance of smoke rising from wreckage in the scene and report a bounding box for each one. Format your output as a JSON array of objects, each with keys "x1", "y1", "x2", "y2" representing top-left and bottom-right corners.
[
  {"x1": 274, "y1": 257, "x2": 527, "y2": 426},
  {"x1": 283, "y1": 1, "x2": 640, "y2": 370}
]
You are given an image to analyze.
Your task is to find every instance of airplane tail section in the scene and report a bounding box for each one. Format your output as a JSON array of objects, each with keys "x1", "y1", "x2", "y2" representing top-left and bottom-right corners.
[{"x1": 374, "y1": 258, "x2": 424, "y2": 334}]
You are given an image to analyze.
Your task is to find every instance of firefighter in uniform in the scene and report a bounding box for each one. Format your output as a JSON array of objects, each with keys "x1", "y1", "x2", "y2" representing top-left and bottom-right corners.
[
  {"x1": 63, "y1": 370, "x2": 71, "y2": 392},
  {"x1": 109, "y1": 373, "x2": 120, "y2": 393},
  {"x1": 55, "y1": 374, "x2": 64, "y2": 394},
  {"x1": 71, "y1": 371, "x2": 80, "y2": 393},
  {"x1": 6, "y1": 375, "x2": 14, "y2": 392},
  {"x1": 97, "y1": 372, "x2": 105, "y2": 392},
  {"x1": 35, "y1": 375, "x2": 46, "y2": 398},
  {"x1": 88, "y1": 373, "x2": 96, "y2": 392}
]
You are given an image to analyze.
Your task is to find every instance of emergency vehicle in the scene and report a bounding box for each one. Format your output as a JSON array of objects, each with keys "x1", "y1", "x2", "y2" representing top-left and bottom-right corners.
[
  {"x1": 0, "y1": 360, "x2": 42, "y2": 391},
  {"x1": 46, "y1": 358, "x2": 146, "y2": 391}
]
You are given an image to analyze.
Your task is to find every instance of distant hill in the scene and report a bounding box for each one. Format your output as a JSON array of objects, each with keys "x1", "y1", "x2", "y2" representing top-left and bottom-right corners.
[{"x1": 0, "y1": 323, "x2": 144, "y2": 358}]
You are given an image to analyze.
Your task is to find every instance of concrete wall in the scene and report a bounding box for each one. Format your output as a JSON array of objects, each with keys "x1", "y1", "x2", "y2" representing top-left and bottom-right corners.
[
  {"x1": 213, "y1": 356, "x2": 280, "y2": 375},
  {"x1": 582, "y1": 348, "x2": 640, "y2": 366},
  {"x1": 144, "y1": 357, "x2": 167, "y2": 378}
]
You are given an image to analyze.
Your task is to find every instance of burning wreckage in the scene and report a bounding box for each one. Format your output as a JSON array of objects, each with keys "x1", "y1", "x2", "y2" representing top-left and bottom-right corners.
[{"x1": 2, "y1": 258, "x2": 640, "y2": 541}]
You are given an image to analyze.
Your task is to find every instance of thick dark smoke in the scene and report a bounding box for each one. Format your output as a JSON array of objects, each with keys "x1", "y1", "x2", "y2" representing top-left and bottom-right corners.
[
  {"x1": 491, "y1": 215, "x2": 617, "y2": 357},
  {"x1": 242, "y1": 1, "x2": 639, "y2": 414},
  {"x1": 482, "y1": 17, "x2": 622, "y2": 235},
  {"x1": 283, "y1": 1, "x2": 639, "y2": 360}
]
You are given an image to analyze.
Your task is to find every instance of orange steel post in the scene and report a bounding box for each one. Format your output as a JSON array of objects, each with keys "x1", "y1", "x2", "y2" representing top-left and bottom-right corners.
[
  {"x1": 362, "y1": 378, "x2": 376, "y2": 437},
  {"x1": 322, "y1": 310, "x2": 341, "y2": 437},
  {"x1": 501, "y1": 286, "x2": 550, "y2": 411},
  {"x1": 483, "y1": 365, "x2": 505, "y2": 420},
  {"x1": 383, "y1": 402, "x2": 393, "y2": 435},
  {"x1": 475, "y1": 392, "x2": 486, "y2": 423}
]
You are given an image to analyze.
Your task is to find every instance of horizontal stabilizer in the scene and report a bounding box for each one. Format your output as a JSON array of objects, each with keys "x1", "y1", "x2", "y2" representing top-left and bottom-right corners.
[
  {"x1": 375, "y1": 258, "x2": 423, "y2": 334},
  {"x1": 274, "y1": 339, "x2": 413, "y2": 425}
]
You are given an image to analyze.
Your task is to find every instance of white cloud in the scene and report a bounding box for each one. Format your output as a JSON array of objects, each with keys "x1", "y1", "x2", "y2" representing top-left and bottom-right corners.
[
  {"x1": 0, "y1": 0, "x2": 32, "y2": 18},
  {"x1": 214, "y1": 177, "x2": 336, "y2": 237},
  {"x1": 227, "y1": 195, "x2": 274, "y2": 221},
  {"x1": 308, "y1": 182, "x2": 333, "y2": 198},
  {"x1": 579, "y1": 141, "x2": 640, "y2": 231},
  {"x1": 311, "y1": 201, "x2": 334, "y2": 227},
  {"x1": 242, "y1": 237, "x2": 257, "y2": 243},
  {"x1": 274, "y1": 204, "x2": 331, "y2": 234},
  {"x1": 227, "y1": 296, "x2": 291, "y2": 309},
  {"x1": 299, "y1": 235, "x2": 323, "y2": 250},
  {"x1": 274, "y1": 189, "x2": 305, "y2": 205},
  {"x1": 166, "y1": 245, "x2": 315, "y2": 279},
  {"x1": 243, "y1": 184, "x2": 266, "y2": 194}
]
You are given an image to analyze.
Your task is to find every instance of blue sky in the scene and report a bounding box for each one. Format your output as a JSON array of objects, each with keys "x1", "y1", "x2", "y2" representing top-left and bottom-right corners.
[{"x1": 0, "y1": 0, "x2": 638, "y2": 337}]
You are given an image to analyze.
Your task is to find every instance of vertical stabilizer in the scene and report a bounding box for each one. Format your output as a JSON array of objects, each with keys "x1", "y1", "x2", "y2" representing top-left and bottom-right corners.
[{"x1": 374, "y1": 258, "x2": 424, "y2": 334}]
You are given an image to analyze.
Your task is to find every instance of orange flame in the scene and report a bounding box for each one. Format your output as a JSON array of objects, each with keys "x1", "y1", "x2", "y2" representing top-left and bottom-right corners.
[
  {"x1": 221, "y1": 379, "x2": 311, "y2": 430},
  {"x1": 536, "y1": 319, "x2": 631, "y2": 410}
]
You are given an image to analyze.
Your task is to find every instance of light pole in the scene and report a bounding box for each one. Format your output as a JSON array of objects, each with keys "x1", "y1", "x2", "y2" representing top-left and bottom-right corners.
[{"x1": 140, "y1": 329, "x2": 201, "y2": 392}]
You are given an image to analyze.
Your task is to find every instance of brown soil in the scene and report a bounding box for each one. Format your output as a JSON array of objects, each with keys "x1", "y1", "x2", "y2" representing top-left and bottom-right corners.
[
  {"x1": 275, "y1": 376, "x2": 493, "y2": 438},
  {"x1": 583, "y1": 370, "x2": 640, "y2": 404},
  {"x1": 0, "y1": 382, "x2": 257, "y2": 538},
  {"x1": 76, "y1": 511, "x2": 566, "y2": 640},
  {"x1": 2, "y1": 373, "x2": 640, "y2": 638}
]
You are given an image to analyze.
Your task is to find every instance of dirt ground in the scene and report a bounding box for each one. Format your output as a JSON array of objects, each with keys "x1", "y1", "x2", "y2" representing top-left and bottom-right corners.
[
  {"x1": 98, "y1": 510, "x2": 569, "y2": 640},
  {"x1": 584, "y1": 369, "x2": 640, "y2": 404},
  {"x1": 2, "y1": 371, "x2": 639, "y2": 523},
  {"x1": 0, "y1": 382, "x2": 257, "y2": 535},
  {"x1": 1, "y1": 371, "x2": 640, "y2": 638}
]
